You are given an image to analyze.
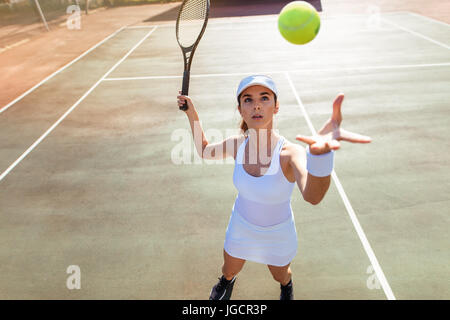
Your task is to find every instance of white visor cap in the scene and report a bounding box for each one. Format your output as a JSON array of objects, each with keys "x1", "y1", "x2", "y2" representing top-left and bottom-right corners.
[{"x1": 236, "y1": 75, "x2": 278, "y2": 102}]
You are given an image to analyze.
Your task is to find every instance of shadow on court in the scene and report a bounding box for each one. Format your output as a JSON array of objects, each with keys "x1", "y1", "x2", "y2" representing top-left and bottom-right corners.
[
  {"x1": 144, "y1": 0, "x2": 323, "y2": 22},
  {"x1": 1, "y1": 0, "x2": 449, "y2": 300}
]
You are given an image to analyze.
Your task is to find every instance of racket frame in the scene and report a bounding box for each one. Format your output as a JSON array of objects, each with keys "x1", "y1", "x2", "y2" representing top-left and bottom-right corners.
[{"x1": 175, "y1": 0, "x2": 210, "y2": 110}]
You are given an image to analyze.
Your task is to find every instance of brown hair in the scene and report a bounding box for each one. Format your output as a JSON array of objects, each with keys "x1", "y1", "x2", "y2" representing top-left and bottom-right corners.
[
  {"x1": 239, "y1": 119, "x2": 249, "y2": 135},
  {"x1": 237, "y1": 92, "x2": 277, "y2": 136}
]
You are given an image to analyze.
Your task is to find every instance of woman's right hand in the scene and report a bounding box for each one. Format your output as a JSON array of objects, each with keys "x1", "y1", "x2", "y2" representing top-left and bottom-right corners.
[{"x1": 177, "y1": 91, "x2": 195, "y2": 113}]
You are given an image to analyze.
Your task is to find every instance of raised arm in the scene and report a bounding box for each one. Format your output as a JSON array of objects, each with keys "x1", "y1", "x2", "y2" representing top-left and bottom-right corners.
[{"x1": 177, "y1": 93, "x2": 240, "y2": 160}]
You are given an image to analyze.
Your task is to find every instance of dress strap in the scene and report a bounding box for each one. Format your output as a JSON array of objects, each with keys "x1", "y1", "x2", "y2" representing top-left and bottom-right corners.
[{"x1": 235, "y1": 136, "x2": 248, "y2": 165}]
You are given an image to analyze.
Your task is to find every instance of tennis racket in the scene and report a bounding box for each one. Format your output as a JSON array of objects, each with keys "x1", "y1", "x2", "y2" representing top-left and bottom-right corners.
[{"x1": 176, "y1": 0, "x2": 210, "y2": 111}]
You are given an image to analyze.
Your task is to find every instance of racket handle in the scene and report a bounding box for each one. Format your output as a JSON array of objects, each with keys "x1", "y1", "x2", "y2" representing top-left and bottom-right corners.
[{"x1": 180, "y1": 70, "x2": 190, "y2": 111}]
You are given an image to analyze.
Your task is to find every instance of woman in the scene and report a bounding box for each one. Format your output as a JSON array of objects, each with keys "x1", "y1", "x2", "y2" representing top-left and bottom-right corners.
[{"x1": 177, "y1": 75, "x2": 371, "y2": 300}]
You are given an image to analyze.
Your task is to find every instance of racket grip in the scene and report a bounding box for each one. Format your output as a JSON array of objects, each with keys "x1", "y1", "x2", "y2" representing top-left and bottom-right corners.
[{"x1": 180, "y1": 70, "x2": 190, "y2": 111}]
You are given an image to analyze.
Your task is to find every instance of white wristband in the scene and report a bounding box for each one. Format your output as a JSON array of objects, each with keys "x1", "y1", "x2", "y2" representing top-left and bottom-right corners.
[{"x1": 306, "y1": 146, "x2": 334, "y2": 177}]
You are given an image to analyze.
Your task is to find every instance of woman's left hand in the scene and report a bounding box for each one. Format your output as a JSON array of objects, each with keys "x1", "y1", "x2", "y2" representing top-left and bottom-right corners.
[{"x1": 296, "y1": 93, "x2": 372, "y2": 155}]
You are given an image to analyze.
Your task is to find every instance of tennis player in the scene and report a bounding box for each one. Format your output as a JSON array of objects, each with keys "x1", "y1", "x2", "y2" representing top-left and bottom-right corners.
[{"x1": 177, "y1": 75, "x2": 371, "y2": 300}]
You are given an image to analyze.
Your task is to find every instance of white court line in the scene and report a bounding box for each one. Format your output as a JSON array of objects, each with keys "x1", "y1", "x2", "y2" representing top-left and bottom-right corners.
[
  {"x1": 131, "y1": 11, "x2": 401, "y2": 30},
  {"x1": 406, "y1": 11, "x2": 450, "y2": 28},
  {"x1": 125, "y1": 18, "x2": 277, "y2": 30},
  {"x1": 103, "y1": 62, "x2": 450, "y2": 82},
  {"x1": 126, "y1": 12, "x2": 450, "y2": 30},
  {"x1": 284, "y1": 71, "x2": 396, "y2": 300},
  {"x1": 382, "y1": 17, "x2": 450, "y2": 50},
  {"x1": 0, "y1": 27, "x2": 158, "y2": 184},
  {"x1": 105, "y1": 75, "x2": 183, "y2": 81},
  {"x1": 0, "y1": 38, "x2": 30, "y2": 54},
  {"x1": 0, "y1": 26, "x2": 127, "y2": 115},
  {"x1": 126, "y1": 25, "x2": 160, "y2": 29}
]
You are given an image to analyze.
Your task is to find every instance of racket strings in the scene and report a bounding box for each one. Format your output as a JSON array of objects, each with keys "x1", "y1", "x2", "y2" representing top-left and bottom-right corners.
[
  {"x1": 177, "y1": 0, "x2": 209, "y2": 48},
  {"x1": 179, "y1": 0, "x2": 208, "y2": 22}
]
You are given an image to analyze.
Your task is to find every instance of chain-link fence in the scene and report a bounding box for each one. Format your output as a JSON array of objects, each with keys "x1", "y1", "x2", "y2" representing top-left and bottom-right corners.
[
  {"x1": 0, "y1": 0, "x2": 178, "y2": 28},
  {"x1": 1, "y1": 0, "x2": 101, "y2": 27}
]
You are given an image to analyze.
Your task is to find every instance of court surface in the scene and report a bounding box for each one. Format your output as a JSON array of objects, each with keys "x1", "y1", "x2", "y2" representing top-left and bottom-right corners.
[{"x1": 0, "y1": 6, "x2": 449, "y2": 299}]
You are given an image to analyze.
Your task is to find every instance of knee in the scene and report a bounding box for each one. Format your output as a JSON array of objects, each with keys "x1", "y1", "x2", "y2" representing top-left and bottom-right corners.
[
  {"x1": 271, "y1": 273, "x2": 283, "y2": 283},
  {"x1": 271, "y1": 268, "x2": 292, "y2": 284},
  {"x1": 222, "y1": 264, "x2": 241, "y2": 280}
]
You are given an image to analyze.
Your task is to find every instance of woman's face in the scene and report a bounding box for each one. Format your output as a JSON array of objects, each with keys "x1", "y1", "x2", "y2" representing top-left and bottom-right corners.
[{"x1": 238, "y1": 85, "x2": 279, "y2": 129}]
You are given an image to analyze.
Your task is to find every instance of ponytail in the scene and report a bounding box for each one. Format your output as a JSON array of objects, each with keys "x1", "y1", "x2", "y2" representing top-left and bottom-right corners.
[{"x1": 240, "y1": 119, "x2": 248, "y2": 136}]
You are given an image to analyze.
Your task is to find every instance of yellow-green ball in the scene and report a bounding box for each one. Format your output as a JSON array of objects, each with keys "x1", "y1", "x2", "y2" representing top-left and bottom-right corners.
[{"x1": 278, "y1": 1, "x2": 321, "y2": 45}]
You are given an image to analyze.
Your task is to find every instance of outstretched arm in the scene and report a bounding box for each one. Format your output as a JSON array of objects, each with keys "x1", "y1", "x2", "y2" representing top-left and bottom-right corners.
[{"x1": 292, "y1": 93, "x2": 372, "y2": 205}]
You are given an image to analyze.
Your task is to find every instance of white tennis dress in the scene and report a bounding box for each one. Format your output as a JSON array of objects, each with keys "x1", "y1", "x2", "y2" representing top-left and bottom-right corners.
[{"x1": 224, "y1": 135, "x2": 298, "y2": 267}]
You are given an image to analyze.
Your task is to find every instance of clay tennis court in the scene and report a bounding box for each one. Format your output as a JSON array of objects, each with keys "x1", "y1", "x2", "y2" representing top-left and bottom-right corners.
[{"x1": 0, "y1": 0, "x2": 449, "y2": 299}]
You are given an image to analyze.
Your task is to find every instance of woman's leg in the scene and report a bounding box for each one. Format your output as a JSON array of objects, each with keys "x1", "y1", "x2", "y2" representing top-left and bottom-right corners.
[
  {"x1": 267, "y1": 263, "x2": 292, "y2": 286},
  {"x1": 222, "y1": 249, "x2": 246, "y2": 280},
  {"x1": 209, "y1": 250, "x2": 245, "y2": 300},
  {"x1": 268, "y1": 263, "x2": 294, "y2": 300}
]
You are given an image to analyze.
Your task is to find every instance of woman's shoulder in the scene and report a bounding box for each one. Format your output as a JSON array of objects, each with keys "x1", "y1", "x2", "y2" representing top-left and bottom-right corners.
[{"x1": 229, "y1": 134, "x2": 247, "y2": 145}]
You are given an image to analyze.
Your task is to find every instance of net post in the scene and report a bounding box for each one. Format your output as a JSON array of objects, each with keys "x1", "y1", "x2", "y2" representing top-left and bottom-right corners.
[{"x1": 33, "y1": 0, "x2": 50, "y2": 31}]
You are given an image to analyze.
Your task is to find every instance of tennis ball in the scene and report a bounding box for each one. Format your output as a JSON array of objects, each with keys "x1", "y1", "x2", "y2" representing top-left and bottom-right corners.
[{"x1": 278, "y1": 1, "x2": 321, "y2": 45}]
